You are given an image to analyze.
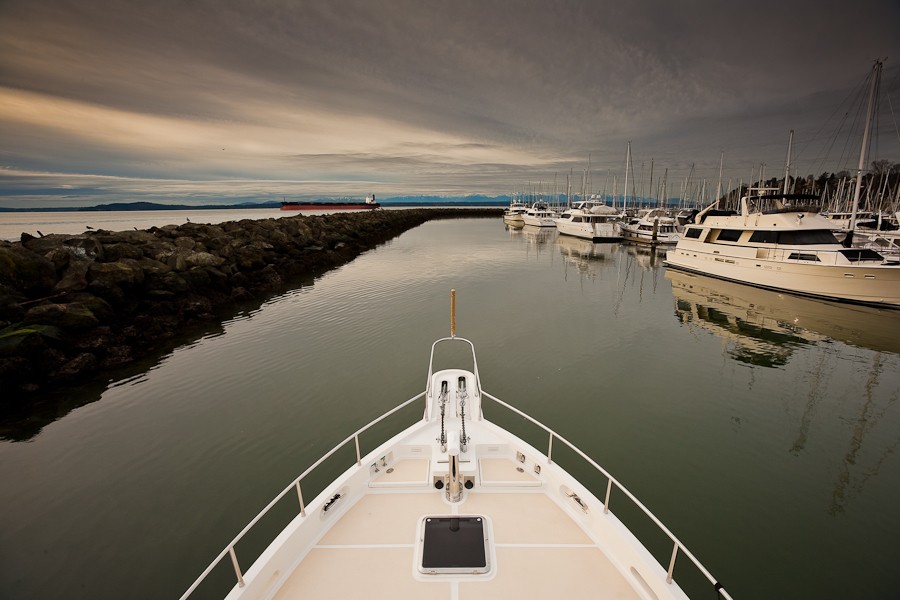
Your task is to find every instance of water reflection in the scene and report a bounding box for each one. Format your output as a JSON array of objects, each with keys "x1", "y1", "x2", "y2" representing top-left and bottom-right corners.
[
  {"x1": 520, "y1": 224, "x2": 555, "y2": 244},
  {"x1": 555, "y1": 236, "x2": 614, "y2": 280},
  {"x1": 827, "y1": 352, "x2": 897, "y2": 515},
  {"x1": 0, "y1": 276, "x2": 318, "y2": 442},
  {"x1": 624, "y1": 242, "x2": 666, "y2": 270},
  {"x1": 666, "y1": 269, "x2": 900, "y2": 366}
]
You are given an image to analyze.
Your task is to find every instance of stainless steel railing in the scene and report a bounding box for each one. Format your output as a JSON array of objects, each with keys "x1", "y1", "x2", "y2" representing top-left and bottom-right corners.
[
  {"x1": 181, "y1": 384, "x2": 732, "y2": 600},
  {"x1": 178, "y1": 391, "x2": 428, "y2": 600},
  {"x1": 480, "y1": 390, "x2": 733, "y2": 600}
]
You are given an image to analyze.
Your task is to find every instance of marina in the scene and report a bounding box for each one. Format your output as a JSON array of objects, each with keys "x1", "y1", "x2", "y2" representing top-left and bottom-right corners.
[
  {"x1": 2, "y1": 218, "x2": 899, "y2": 599},
  {"x1": 3, "y1": 3, "x2": 900, "y2": 597}
]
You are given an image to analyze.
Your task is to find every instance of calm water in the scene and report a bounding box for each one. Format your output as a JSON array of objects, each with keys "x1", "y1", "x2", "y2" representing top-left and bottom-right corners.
[{"x1": 1, "y1": 218, "x2": 899, "y2": 599}]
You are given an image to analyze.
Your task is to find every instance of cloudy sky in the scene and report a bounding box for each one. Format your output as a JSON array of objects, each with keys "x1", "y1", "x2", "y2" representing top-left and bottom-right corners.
[{"x1": 1, "y1": 0, "x2": 899, "y2": 208}]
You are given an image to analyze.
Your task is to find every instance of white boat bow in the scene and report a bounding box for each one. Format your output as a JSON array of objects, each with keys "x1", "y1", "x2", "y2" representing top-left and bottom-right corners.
[{"x1": 180, "y1": 293, "x2": 732, "y2": 600}]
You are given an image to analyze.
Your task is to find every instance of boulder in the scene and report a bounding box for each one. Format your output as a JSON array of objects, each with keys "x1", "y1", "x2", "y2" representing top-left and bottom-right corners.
[
  {"x1": 88, "y1": 260, "x2": 143, "y2": 286},
  {"x1": 54, "y1": 257, "x2": 91, "y2": 292},
  {"x1": 56, "y1": 352, "x2": 98, "y2": 379},
  {"x1": 0, "y1": 245, "x2": 57, "y2": 295},
  {"x1": 0, "y1": 323, "x2": 61, "y2": 357},
  {"x1": 103, "y1": 242, "x2": 144, "y2": 261},
  {"x1": 24, "y1": 302, "x2": 100, "y2": 330},
  {"x1": 22, "y1": 234, "x2": 106, "y2": 262},
  {"x1": 186, "y1": 251, "x2": 225, "y2": 268}
]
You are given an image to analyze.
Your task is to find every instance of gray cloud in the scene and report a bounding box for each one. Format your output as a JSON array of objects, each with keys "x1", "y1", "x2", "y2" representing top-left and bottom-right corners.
[{"x1": 1, "y1": 0, "x2": 899, "y2": 207}]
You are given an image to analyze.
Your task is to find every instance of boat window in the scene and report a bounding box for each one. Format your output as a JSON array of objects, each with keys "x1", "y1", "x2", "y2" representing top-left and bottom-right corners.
[
  {"x1": 749, "y1": 230, "x2": 778, "y2": 243},
  {"x1": 715, "y1": 229, "x2": 743, "y2": 242},
  {"x1": 839, "y1": 248, "x2": 885, "y2": 262},
  {"x1": 684, "y1": 228, "x2": 702, "y2": 239},
  {"x1": 787, "y1": 253, "x2": 821, "y2": 262},
  {"x1": 776, "y1": 230, "x2": 840, "y2": 245}
]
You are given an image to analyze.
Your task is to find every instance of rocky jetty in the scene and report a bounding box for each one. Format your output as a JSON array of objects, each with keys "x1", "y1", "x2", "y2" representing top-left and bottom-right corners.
[{"x1": 0, "y1": 208, "x2": 501, "y2": 400}]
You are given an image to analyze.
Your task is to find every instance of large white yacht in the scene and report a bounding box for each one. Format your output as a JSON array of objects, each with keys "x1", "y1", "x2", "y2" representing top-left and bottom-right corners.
[
  {"x1": 664, "y1": 193, "x2": 900, "y2": 307},
  {"x1": 180, "y1": 292, "x2": 732, "y2": 600},
  {"x1": 521, "y1": 201, "x2": 559, "y2": 227},
  {"x1": 620, "y1": 208, "x2": 681, "y2": 245},
  {"x1": 502, "y1": 199, "x2": 528, "y2": 227},
  {"x1": 555, "y1": 200, "x2": 624, "y2": 242}
]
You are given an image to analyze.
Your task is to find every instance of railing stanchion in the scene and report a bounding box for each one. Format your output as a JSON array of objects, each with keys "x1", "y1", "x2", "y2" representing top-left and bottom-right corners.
[
  {"x1": 548, "y1": 432, "x2": 554, "y2": 464},
  {"x1": 603, "y1": 478, "x2": 612, "y2": 514},
  {"x1": 667, "y1": 543, "x2": 679, "y2": 584},
  {"x1": 296, "y1": 481, "x2": 306, "y2": 517},
  {"x1": 229, "y1": 546, "x2": 245, "y2": 588},
  {"x1": 354, "y1": 435, "x2": 361, "y2": 466}
]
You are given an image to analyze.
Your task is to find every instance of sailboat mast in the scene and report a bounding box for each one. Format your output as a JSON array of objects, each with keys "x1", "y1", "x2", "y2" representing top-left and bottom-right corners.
[
  {"x1": 850, "y1": 60, "x2": 882, "y2": 231},
  {"x1": 783, "y1": 130, "x2": 794, "y2": 195},
  {"x1": 715, "y1": 151, "x2": 724, "y2": 205},
  {"x1": 624, "y1": 142, "x2": 631, "y2": 211}
]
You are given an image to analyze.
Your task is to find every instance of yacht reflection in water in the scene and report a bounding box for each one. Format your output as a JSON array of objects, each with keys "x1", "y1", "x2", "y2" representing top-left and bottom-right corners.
[
  {"x1": 556, "y1": 235, "x2": 613, "y2": 279},
  {"x1": 667, "y1": 269, "x2": 900, "y2": 514},
  {"x1": 666, "y1": 269, "x2": 900, "y2": 367}
]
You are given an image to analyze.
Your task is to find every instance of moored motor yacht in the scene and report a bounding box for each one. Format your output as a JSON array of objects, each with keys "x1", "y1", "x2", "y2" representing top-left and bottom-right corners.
[
  {"x1": 664, "y1": 193, "x2": 900, "y2": 307},
  {"x1": 555, "y1": 200, "x2": 624, "y2": 242},
  {"x1": 180, "y1": 291, "x2": 733, "y2": 600},
  {"x1": 620, "y1": 208, "x2": 680, "y2": 245},
  {"x1": 521, "y1": 201, "x2": 559, "y2": 227},
  {"x1": 502, "y1": 200, "x2": 528, "y2": 227}
]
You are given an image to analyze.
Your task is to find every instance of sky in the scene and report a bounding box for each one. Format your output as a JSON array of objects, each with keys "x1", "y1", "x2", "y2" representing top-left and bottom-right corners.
[{"x1": 1, "y1": 0, "x2": 899, "y2": 208}]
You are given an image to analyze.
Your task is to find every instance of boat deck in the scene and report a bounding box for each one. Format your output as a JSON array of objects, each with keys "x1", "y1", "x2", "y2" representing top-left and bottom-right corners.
[{"x1": 273, "y1": 458, "x2": 640, "y2": 599}]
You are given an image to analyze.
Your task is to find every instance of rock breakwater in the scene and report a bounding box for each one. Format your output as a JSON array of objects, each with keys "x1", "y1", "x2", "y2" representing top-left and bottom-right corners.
[{"x1": 0, "y1": 208, "x2": 501, "y2": 400}]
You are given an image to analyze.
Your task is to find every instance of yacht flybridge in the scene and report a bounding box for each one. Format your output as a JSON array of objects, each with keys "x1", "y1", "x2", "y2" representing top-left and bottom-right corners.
[
  {"x1": 665, "y1": 193, "x2": 900, "y2": 307},
  {"x1": 180, "y1": 291, "x2": 732, "y2": 600}
]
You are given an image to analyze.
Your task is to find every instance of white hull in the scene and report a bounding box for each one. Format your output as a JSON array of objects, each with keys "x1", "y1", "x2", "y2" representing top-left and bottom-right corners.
[
  {"x1": 622, "y1": 230, "x2": 680, "y2": 244},
  {"x1": 620, "y1": 223, "x2": 680, "y2": 245},
  {"x1": 556, "y1": 219, "x2": 622, "y2": 241},
  {"x1": 666, "y1": 240, "x2": 900, "y2": 306},
  {"x1": 521, "y1": 214, "x2": 558, "y2": 227}
]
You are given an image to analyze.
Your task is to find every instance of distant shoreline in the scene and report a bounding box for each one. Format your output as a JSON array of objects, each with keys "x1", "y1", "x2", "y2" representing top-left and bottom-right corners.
[{"x1": 0, "y1": 200, "x2": 508, "y2": 212}]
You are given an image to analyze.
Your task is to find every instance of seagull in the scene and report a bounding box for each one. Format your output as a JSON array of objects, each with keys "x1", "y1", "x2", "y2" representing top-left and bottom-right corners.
[{"x1": 85, "y1": 225, "x2": 94, "y2": 230}]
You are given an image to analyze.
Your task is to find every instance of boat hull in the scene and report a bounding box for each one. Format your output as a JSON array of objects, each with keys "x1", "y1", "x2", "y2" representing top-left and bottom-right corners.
[
  {"x1": 620, "y1": 226, "x2": 679, "y2": 245},
  {"x1": 665, "y1": 246, "x2": 900, "y2": 307},
  {"x1": 556, "y1": 221, "x2": 622, "y2": 242}
]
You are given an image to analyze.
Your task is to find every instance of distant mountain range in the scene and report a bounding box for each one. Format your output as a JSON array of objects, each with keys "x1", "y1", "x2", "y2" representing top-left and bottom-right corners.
[{"x1": 0, "y1": 197, "x2": 510, "y2": 212}]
